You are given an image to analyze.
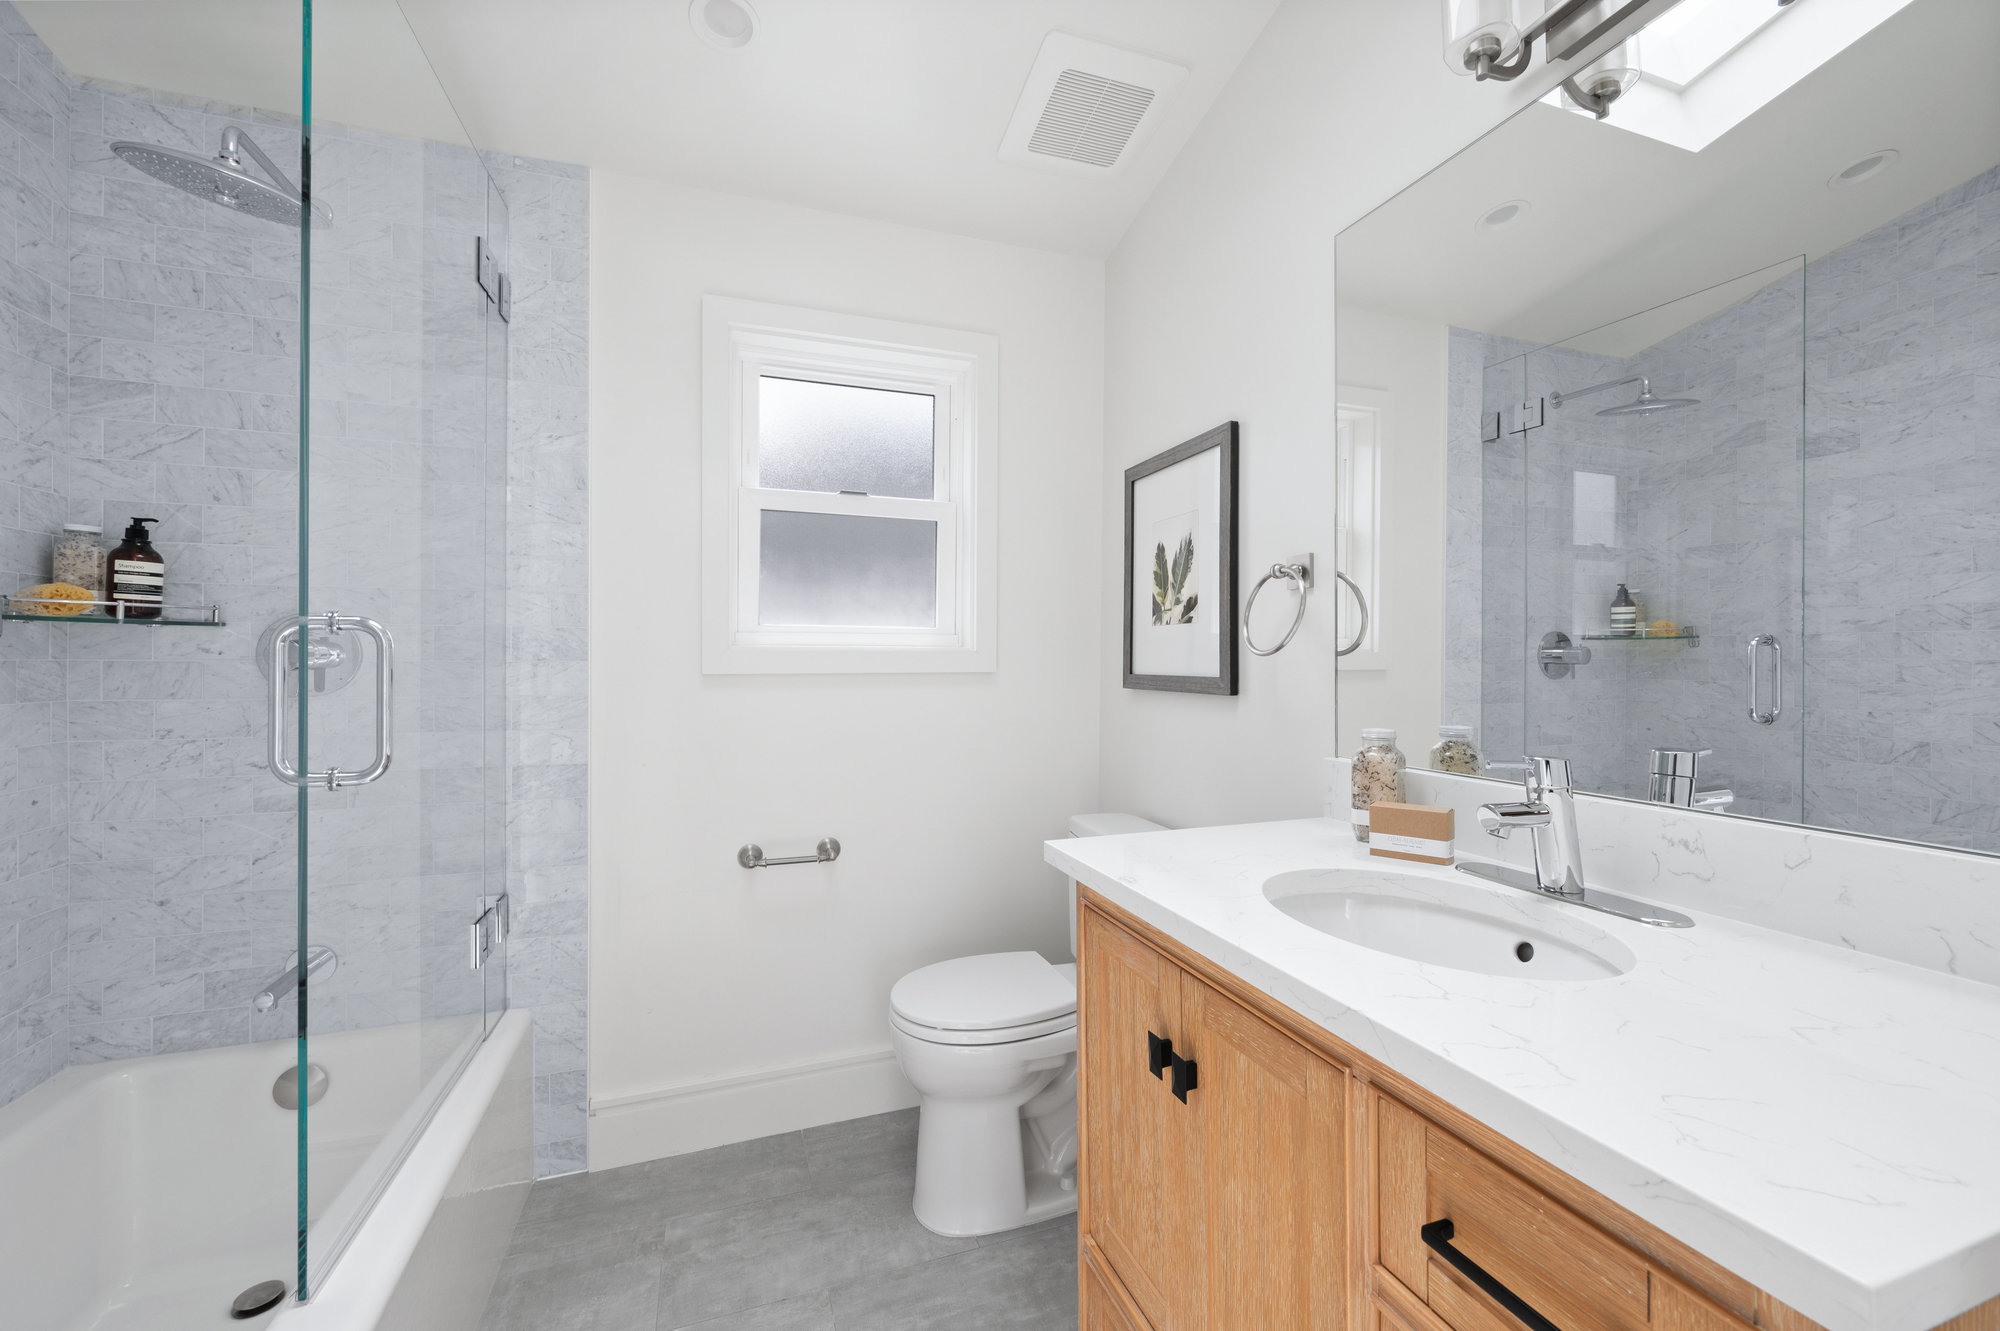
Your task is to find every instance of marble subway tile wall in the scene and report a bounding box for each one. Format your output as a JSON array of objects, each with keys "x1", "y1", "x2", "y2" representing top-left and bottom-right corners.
[
  {"x1": 485, "y1": 152, "x2": 589, "y2": 1178},
  {"x1": 61, "y1": 78, "x2": 310, "y2": 1067},
  {"x1": 1803, "y1": 162, "x2": 2000, "y2": 851},
  {"x1": 0, "y1": 9, "x2": 84, "y2": 1107}
]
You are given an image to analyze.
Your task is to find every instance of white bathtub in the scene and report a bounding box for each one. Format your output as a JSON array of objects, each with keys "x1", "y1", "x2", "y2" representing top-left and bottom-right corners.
[{"x1": 0, "y1": 1010, "x2": 531, "y2": 1331}]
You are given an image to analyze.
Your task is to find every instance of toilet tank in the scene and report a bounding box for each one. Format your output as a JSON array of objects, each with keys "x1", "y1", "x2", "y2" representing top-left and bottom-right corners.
[{"x1": 1062, "y1": 812, "x2": 1166, "y2": 960}]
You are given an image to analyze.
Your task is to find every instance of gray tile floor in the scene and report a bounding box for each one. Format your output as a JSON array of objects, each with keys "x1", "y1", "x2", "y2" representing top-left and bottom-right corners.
[{"x1": 480, "y1": 1109, "x2": 1079, "y2": 1331}]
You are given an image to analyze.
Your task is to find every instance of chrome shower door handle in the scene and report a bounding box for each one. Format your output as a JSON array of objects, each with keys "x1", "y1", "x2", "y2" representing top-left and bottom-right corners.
[
  {"x1": 266, "y1": 613, "x2": 396, "y2": 790},
  {"x1": 1747, "y1": 634, "x2": 1781, "y2": 725}
]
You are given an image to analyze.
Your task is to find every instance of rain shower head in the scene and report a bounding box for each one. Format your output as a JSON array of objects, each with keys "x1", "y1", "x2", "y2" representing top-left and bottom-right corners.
[
  {"x1": 111, "y1": 126, "x2": 330, "y2": 229},
  {"x1": 1548, "y1": 375, "x2": 1697, "y2": 417}
]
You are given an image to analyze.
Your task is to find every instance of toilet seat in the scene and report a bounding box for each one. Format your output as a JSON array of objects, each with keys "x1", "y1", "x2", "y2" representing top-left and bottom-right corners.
[{"x1": 890, "y1": 953, "x2": 1076, "y2": 1046}]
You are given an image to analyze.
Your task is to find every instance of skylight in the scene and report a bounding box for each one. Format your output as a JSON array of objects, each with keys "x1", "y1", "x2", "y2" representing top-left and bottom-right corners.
[
  {"x1": 1542, "y1": 0, "x2": 1916, "y2": 152},
  {"x1": 1641, "y1": 0, "x2": 1792, "y2": 90}
]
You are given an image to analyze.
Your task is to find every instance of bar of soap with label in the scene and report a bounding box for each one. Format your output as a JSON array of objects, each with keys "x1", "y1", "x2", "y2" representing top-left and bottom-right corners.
[{"x1": 1367, "y1": 802, "x2": 1455, "y2": 866}]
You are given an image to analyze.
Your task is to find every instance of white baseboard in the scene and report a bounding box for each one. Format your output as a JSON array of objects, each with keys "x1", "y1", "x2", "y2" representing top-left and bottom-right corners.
[{"x1": 588, "y1": 1047, "x2": 918, "y2": 1171}]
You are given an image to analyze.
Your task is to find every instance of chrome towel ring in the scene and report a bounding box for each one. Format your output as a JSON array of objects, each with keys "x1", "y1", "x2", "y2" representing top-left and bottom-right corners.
[
  {"x1": 1244, "y1": 559, "x2": 1314, "y2": 657},
  {"x1": 1334, "y1": 571, "x2": 1369, "y2": 657}
]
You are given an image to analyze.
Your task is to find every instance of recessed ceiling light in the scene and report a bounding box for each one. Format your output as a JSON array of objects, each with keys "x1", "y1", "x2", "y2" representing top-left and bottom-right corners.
[
  {"x1": 1829, "y1": 149, "x2": 1898, "y2": 189},
  {"x1": 1476, "y1": 199, "x2": 1531, "y2": 232},
  {"x1": 689, "y1": 0, "x2": 757, "y2": 50}
]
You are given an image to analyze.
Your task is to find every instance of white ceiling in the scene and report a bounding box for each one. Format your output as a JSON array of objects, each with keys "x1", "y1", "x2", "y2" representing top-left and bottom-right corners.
[
  {"x1": 23, "y1": 0, "x2": 1285, "y2": 258},
  {"x1": 1337, "y1": 0, "x2": 2000, "y2": 353}
]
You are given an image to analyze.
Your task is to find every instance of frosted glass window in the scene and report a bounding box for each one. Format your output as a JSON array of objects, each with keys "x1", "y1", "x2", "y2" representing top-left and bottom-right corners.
[
  {"x1": 758, "y1": 376, "x2": 935, "y2": 499},
  {"x1": 758, "y1": 510, "x2": 938, "y2": 627}
]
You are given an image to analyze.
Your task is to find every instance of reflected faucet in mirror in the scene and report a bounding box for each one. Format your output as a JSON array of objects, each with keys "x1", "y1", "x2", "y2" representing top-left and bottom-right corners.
[{"x1": 1648, "y1": 749, "x2": 1734, "y2": 813}]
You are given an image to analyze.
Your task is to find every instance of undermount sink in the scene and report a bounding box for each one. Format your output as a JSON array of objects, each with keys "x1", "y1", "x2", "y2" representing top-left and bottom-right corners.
[{"x1": 1263, "y1": 869, "x2": 1637, "y2": 980}]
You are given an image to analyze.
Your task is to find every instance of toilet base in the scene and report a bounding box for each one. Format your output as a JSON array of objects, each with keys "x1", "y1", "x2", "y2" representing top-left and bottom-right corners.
[{"x1": 907, "y1": 1087, "x2": 1079, "y2": 1238}]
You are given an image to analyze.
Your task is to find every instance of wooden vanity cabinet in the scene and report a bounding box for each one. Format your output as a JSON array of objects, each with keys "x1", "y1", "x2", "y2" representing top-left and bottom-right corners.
[
  {"x1": 1078, "y1": 903, "x2": 1348, "y2": 1330},
  {"x1": 1076, "y1": 889, "x2": 2000, "y2": 1331}
]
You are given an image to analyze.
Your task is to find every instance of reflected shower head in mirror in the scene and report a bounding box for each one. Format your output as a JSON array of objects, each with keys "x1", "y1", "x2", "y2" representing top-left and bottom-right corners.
[
  {"x1": 111, "y1": 126, "x2": 330, "y2": 229},
  {"x1": 1548, "y1": 375, "x2": 1697, "y2": 417}
]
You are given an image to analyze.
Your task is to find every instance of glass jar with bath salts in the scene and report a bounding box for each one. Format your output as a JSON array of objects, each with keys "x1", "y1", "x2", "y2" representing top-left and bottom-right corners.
[
  {"x1": 52, "y1": 524, "x2": 105, "y2": 599},
  {"x1": 1429, "y1": 725, "x2": 1480, "y2": 775},
  {"x1": 1351, "y1": 728, "x2": 1406, "y2": 843}
]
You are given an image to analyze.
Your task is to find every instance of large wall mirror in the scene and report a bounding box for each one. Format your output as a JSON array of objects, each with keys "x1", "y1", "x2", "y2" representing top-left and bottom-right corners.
[{"x1": 1336, "y1": 0, "x2": 2000, "y2": 855}]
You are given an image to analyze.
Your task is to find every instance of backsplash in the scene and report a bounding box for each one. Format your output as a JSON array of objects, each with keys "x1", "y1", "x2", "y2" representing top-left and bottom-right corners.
[{"x1": 1327, "y1": 757, "x2": 2000, "y2": 988}]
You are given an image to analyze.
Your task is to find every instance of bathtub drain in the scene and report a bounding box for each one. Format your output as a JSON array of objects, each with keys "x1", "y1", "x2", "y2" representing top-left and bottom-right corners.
[{"x1": 231, "y1": 1279, "x2": 287, "y2": 1318}]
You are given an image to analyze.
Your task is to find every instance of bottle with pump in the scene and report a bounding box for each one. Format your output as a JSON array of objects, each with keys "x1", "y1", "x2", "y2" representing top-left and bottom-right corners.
[{"x1": 106, "y1": 517, "x2": 164, "y2": 620}]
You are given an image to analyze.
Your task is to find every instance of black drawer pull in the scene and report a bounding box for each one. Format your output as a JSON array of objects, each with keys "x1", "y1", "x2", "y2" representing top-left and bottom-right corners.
[
  {"x1": 1169, "y1": 1051, "x2": 1198, "y2": 1103},
  {"x1": 1421, "y1": 1219, "x2": 1562, "y2": 1331},
  {"x1": 1148, "y1": 1031, "x2": 1171, "y2": 1079}
]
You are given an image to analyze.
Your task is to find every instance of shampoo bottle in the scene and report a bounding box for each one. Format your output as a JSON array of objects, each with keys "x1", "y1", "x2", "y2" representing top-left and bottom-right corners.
[{"x1": 106, "y1": 517, "x2": 164, "y2": 620}]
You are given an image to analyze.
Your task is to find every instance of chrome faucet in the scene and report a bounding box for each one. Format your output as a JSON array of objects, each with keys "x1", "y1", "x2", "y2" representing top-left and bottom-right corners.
[
  {"x1": 1647, "y1": 748, "x2": 1734, "y2": 812},
  {"x1": 1459, "y1": 755, "x2": 1695, "y2": 928},
  {"x1": 1475, "y1": 755, "x2": 1586, "y2": 897}
]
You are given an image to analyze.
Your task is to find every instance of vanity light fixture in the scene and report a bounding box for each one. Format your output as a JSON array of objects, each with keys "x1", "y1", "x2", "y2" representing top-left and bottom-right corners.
[
  {"x1": 1476, "y1": 199, "x2": 1531, "y2": 231},
  {"x1": 1443, "y1": 0, "x2": 1684, "y2": 121},
  {"x1": 689, "y1": 0, "x2": 757, "y2": 50},
  {"x1": 1561, "y1": 39, "x2": 1642, "y2": 119},
  {"x1": 1829, "y1": 149, "x2": 1899, "y2": 189}
]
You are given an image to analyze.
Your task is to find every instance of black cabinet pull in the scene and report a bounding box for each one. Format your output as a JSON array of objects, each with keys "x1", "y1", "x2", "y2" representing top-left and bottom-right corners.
[
  {"x1": 1147, "y1": 1031, "x2": 1171, "y2": 1079},
  {"x1": 1169, "y1": 1051, "x2": 1198, "y2": 1103},
  {"x1": 1420, "y1": 1220, "x2": 1562, "y2": 1331}
]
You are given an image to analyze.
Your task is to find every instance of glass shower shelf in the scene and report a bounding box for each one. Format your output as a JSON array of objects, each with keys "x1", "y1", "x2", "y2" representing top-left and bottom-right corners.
[
  {"x1": 1580, "y1": 629, "x2": 1699, "y2": 644},
  {"x1": 3, "y1": 596, "x2": 224, "y2": 628}
]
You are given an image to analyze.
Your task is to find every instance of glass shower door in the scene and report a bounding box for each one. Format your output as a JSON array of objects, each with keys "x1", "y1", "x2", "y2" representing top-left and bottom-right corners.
[
  {"x1": 1520, "y1": 261, "x2": 1805, "y2": 819},
  {"x1": 295, "y1": 0, "x2": 511, "y2": 1293}
]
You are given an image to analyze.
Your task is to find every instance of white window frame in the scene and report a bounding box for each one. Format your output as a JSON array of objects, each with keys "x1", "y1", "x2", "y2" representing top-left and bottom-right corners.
[
  {"x1": 1335, "y1": 388, "x2": 1387, "y2": 669},
  {"x1": 702, "y1": 295, "x2": 999, "y2": 674}
]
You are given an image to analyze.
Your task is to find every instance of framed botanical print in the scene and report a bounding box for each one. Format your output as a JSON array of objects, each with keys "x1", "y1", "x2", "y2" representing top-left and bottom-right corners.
[{"x1": 1123, "y1": 422, "x2": 1238, "y2": 695}]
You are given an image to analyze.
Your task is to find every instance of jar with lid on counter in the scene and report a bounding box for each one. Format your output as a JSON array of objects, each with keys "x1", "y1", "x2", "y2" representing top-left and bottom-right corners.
[
  {"x1": 52, "y1": 524, "x2": 105, "y2": 600},
  {"x1": 1429, "y1": 725, "x2": 1480, "y2": 775},
  {"x1": 1351, "y1": 728, "x2": 1407, "y2": 843}
]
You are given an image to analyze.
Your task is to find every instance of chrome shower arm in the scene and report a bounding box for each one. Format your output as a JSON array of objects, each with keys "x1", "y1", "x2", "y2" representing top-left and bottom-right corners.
[
  {"x1": 219, "y1": 126, "x2": 303, "y2": 203},
  {"x1": 1548, "y1": 375, "x2": 1648, "y2": 410}
]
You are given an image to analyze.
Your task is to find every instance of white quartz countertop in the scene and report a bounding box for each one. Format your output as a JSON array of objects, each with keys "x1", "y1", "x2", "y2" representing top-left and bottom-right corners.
[{"x1": 1046, "y1": 819, "x2": 2000, "y2": 1331}]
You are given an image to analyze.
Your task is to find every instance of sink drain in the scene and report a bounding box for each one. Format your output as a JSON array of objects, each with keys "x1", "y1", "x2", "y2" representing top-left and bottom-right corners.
[
  {"x1": 231, "y1": 1279, "x2": 287, "y2": 1319},
  {"x1": 1514, "y1": 941, "x2": 1535, "y2": 963}
]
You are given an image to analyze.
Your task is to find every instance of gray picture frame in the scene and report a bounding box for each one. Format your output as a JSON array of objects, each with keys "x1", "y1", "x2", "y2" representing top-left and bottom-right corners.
[{"x1": 1123, "y1": 421, "x2": 1238, "y2": 695}]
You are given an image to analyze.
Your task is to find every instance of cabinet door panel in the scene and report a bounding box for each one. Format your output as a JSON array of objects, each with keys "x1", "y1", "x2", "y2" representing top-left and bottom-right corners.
[
  {"x1": 1182, "y1": 977, "x2": 1346, "y2": 1329},
  {"x1": 1079, "y1": 906, "x2": 1188, "y2": 1329},
  {"x1": 1084, "y1": 1239, "x2": 1154, "y2": 1331}
]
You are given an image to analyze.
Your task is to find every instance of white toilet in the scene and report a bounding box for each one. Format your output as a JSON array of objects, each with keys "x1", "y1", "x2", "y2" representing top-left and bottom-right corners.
[{"x1": 888, "y1": 812, "x2": 1165, "y2": 1237}]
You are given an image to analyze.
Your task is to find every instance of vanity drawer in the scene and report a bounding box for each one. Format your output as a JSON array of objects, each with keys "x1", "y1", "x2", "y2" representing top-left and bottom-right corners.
[{"x1": 1376, "y1": 1092, "x2": 1651, "y2": 1331}]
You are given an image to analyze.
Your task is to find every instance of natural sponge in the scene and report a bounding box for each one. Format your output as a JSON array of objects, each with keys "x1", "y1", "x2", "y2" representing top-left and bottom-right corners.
[{"x1": 14, "y1": 582, "x2": 96, "y2": 615}]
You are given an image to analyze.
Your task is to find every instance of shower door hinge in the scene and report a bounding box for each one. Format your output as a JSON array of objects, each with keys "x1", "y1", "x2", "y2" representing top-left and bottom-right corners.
[
  {"x1": 475, "y1": 236, "x2": 499, "y2": 301},
  {"x1": 469, "y1": 893, "x2": 510, "y2": 971},
  {"x1": 476, "y1": 238, "x2": 512, "y2": 323},
  {"x1": 1482, "y1": 398, "x2": 1545, "y2": 442}
]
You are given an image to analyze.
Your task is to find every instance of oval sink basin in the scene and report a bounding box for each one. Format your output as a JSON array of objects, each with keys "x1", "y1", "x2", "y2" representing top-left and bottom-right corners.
[{"x1": 1263, "y1": 870, "x2": 1636, "y2": 980}]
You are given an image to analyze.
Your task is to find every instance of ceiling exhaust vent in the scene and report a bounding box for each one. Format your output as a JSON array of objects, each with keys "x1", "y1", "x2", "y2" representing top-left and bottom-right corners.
[{"x1": 1000, "y1": 33, "x2": 1188, "y2": 175}]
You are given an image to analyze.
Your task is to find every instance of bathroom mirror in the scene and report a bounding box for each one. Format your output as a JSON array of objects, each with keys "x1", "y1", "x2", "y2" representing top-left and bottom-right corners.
[{"x1": 1336, "y1": 0, "x2": 2000, "y2": 856}]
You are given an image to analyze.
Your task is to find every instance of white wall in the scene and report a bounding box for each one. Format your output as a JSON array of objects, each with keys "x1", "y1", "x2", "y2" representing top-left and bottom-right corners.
[
  {"x1": 587, "y1": 173, "x2": 1105, "y2": 1167},
  {"x1": 1099, "y1": 0, "x2": 1566, "y2": 827},
  {"x1": 1333, "y1": 306, "x2": 1449, "y2": 758}
]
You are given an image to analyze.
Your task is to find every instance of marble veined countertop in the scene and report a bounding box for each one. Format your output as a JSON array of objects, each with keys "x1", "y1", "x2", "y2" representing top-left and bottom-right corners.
[{"x1": 1046, "y1": 818, "x2": 2000, "y2": 1331}]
